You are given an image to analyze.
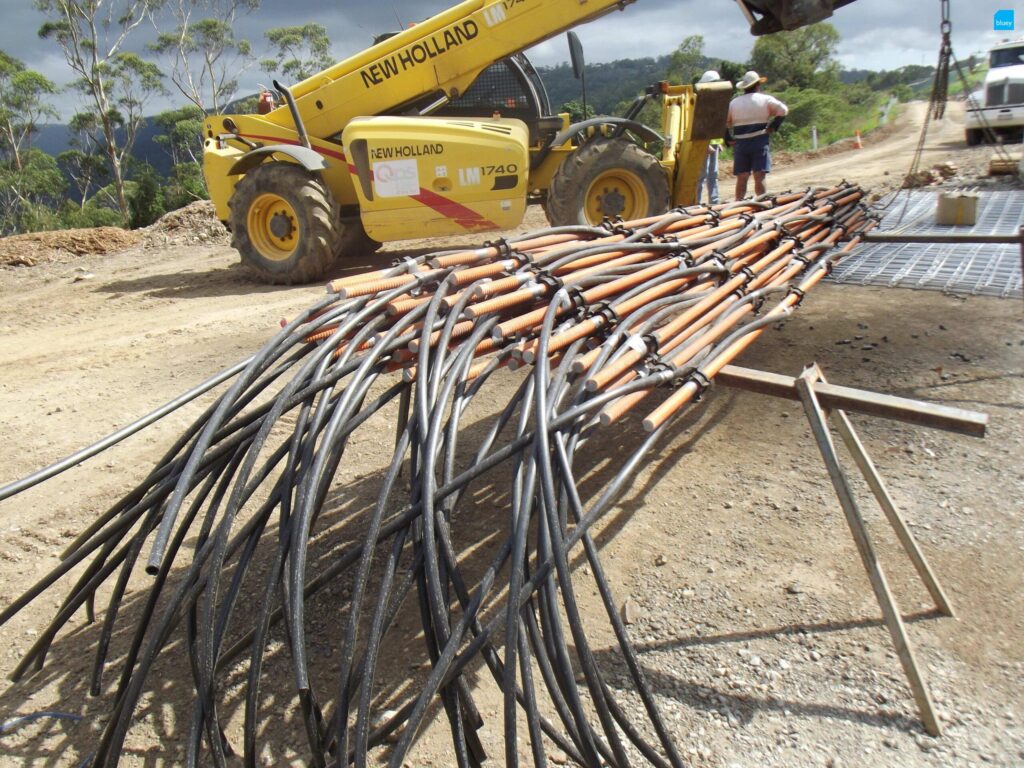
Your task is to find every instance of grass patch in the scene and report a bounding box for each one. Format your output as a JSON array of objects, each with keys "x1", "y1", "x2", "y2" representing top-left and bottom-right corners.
[{"x1": 767, "y1": 86, "x2": 890, "y2": 152}]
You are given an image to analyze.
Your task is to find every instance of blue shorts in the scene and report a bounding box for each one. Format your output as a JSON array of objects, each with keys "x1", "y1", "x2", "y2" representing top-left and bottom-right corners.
[{"x1": 733, "y1": 134, "x2": 771, "y2": 175}]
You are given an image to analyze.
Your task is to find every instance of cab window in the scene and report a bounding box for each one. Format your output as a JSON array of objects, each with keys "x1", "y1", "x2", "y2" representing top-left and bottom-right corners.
[{"x1": 991, "y1": 47, "x2": 1024, "y2": 68}]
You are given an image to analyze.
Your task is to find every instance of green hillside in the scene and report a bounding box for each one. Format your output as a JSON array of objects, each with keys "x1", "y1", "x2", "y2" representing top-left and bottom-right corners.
[{"x1": 538, "y1": 56, "x2": 673, "y2": 114}]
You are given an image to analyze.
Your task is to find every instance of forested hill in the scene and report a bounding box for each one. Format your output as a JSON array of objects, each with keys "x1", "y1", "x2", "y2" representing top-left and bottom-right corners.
[
  {"x1": 538, "y1": 56, "x2": 673, "y2": 114},
  {"x1": 33, "y1": 122, "x2": 172, "y2": 182}
]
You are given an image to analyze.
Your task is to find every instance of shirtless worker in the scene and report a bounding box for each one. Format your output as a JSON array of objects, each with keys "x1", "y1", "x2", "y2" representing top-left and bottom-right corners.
[{"x1": 725, "y1": 70, "x2": 788, "y2": 200}]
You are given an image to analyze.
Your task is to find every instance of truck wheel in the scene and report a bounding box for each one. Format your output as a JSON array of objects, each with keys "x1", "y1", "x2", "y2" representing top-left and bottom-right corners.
[
  {"x1": 229, "y1": 163, "x2": 340, "y2": 285},
  {"x1": 544, "y1": 139, "x2": 670, "y2": 227},
  {"x1": 965, "y1": 129, "x2": 983, "y2": 147}
]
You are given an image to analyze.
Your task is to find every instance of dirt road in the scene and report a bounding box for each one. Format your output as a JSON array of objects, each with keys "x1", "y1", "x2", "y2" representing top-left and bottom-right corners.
[
  {"x1": 772, "y1": 102, "x2": 949, "y2": 190},
  {"x1": 0, "y1": 103, "x2": 1021, "y2": 766}
]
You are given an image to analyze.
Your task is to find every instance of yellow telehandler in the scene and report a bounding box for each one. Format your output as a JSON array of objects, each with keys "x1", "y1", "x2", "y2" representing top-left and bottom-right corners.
[{"x1": 202, "y1": 0, "x2": 856, "y2": 283}]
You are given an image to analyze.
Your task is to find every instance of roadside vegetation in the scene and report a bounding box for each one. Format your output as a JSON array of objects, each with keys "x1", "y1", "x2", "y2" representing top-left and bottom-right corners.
[
  {"x1": 0, "y1": 2, "x2": 968, "y2": 238},
  {"x1": 0, "y1": 0, "x2": 325, "y2": 236}
]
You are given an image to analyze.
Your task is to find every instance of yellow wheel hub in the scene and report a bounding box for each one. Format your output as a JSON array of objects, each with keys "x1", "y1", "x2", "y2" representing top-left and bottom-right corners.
[
  {"x1": 584, "y1": 170, "x2": 649, "y2": 224},
  {"x1": 247, "y1": 193, "x2": 300, "y2": 262}
]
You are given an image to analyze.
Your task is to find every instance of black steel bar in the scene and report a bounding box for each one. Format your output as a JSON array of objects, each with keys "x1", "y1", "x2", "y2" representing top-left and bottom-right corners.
[{"x1": 861, "y1": 232, "x2": 1024, "y2": 244}]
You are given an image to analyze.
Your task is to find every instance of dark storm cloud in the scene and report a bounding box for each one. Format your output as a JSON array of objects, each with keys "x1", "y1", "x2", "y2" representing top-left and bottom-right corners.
[
  {"x1": 1, "y1": 0, "x2": 1018, "y2": 115},
  {"x1": 0, "y1": 5, "x2": 71, "y2": 85}
]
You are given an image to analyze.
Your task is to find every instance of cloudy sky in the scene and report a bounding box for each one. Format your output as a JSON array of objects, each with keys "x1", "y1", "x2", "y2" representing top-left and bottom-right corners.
[{"x1": 1, "y1": 0, "x2": 1018, "y2": 115}]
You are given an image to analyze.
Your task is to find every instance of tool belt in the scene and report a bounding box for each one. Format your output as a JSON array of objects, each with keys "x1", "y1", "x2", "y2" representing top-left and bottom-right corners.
[{"x1": 731, "y1": 122, "x2": 769, "y2": 140}]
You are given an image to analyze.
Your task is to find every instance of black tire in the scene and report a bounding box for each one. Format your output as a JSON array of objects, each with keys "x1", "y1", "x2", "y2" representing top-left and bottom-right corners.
[
  {"x1": 336, "y1": 215, "x2": 382, "y2": 260},
  {"x1": 544, "y1": 139, "x2": 671, "y2": 227},
  {"x1": 229, "y1": 163, "x2": 341, "y2": 285},
  {"x1": 965, "y1": 129, "x2": 983, "y2": 147}
]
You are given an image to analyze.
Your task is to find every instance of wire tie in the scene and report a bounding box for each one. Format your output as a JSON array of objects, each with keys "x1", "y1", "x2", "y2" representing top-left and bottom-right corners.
[
  {"x1": 566, "y1": 285, "x2": 588, "y2": 317},
  {"x1": 531, "y1": 268, "x2": 564, "y2": 294},
  {"x1": 688, "y1": 370, "x2": 712, "y2": 401},
  {"x1": 673, "y1": 244, "x2": 695, "y2": 266},
  {"x1": 483, "y1": 238, "x2": 512, "y2": 260},
  {"x1": 647, "y1": 360, "x2": 674, "y2": 380},
  {"x1": 588, "y1": 300, "x2": 617, "y2": 326}
]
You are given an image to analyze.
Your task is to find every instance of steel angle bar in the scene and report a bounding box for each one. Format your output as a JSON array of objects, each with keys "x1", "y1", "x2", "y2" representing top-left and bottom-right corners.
[
  {"x1": 861, "y1": 232, "x2": 1024, "y2": 244},
  {"x1": 715, "y1": 365, "x2": 988, "y2": 437}
]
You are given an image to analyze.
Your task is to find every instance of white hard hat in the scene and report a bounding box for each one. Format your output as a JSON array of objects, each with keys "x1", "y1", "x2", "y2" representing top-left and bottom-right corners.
[
  {"x1": 697, "y1": 70, "x2": 721, "y2": 84},
  {"x1": 737, "y1": 70, "x2": 768, "y2": 91}
]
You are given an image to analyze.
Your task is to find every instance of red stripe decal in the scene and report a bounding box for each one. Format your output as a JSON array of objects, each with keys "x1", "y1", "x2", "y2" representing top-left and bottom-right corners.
[
  {"x1": 411, "y1": 188, "x2": 499, "y2": 231},
  {"x1": 346, "y1": 164, "x2": 499, "y2": 232}
]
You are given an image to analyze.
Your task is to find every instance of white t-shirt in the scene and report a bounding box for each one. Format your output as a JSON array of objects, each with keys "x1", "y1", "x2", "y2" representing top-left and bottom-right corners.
[{"x1": 727, "y1": 92, "x2": 789, "y2": 128}]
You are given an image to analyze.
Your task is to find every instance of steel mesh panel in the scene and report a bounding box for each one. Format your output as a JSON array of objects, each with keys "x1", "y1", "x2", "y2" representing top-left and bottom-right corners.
[{"x1": 830, "y1": 191, "x2": 1023, "y2": 298}]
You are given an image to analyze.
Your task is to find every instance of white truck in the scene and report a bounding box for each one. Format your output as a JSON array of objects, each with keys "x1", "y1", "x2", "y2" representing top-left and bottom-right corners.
[{"x1": 965, "y1": 39, "x2": 1024, "y2": 145}]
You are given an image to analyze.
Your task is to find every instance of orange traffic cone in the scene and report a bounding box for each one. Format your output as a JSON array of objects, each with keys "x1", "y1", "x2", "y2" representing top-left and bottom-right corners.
[{"x1": 853, "y1": 130, "x2": 864, "y2": 149}]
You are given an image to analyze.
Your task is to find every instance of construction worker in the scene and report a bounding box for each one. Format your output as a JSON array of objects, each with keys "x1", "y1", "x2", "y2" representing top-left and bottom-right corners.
[
  {"x1": 696, "y1": 70, "x2": 725, "y2": 205},
  {"x1": 725, "y1": 70, "x2": 788, "y2": 200}
]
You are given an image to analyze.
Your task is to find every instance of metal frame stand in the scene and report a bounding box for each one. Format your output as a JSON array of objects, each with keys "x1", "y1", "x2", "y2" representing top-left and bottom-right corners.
[
  {"x1": 714, "y1": 363, "x2": 984, "y2": 737},
  {"x1": 796, "y1": 363, "x2": 945, "y2": 736}
]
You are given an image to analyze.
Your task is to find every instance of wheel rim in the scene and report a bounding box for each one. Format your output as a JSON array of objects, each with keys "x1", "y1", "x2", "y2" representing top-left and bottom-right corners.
[
  {"x1": 247, "y1": 192, "x2": 300, "y2": 262},
  {"x1": 583, "y1": 169, "x2": 650, "y2": 223}
]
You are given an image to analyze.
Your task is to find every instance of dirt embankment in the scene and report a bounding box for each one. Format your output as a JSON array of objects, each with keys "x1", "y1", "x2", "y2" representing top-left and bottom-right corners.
[
  {"x1": 0, "y1": 227, "x2": 140, "y2": 267},
  {"x1": 0, "y1": 201, "x2": 230, "y2": 268}
]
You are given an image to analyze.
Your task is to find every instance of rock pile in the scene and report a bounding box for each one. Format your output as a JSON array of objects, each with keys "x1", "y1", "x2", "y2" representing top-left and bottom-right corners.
[
  {"x1": 141, "y1": 200, "x2": 230, "y2": 248},
  {"x1": 904, "y1": 162, "x2": 960, "y2": 188}
]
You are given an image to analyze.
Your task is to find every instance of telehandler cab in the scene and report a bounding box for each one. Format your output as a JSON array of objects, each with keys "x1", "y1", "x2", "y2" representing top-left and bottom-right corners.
[{"x1": 202, "y1": 0, "x2": 856, "y2": 283}]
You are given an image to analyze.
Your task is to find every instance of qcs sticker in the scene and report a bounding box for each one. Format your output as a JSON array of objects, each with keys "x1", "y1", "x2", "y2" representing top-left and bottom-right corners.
[{"x1": 373, "y1": 159, "x2": 420, "y2": 198}]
